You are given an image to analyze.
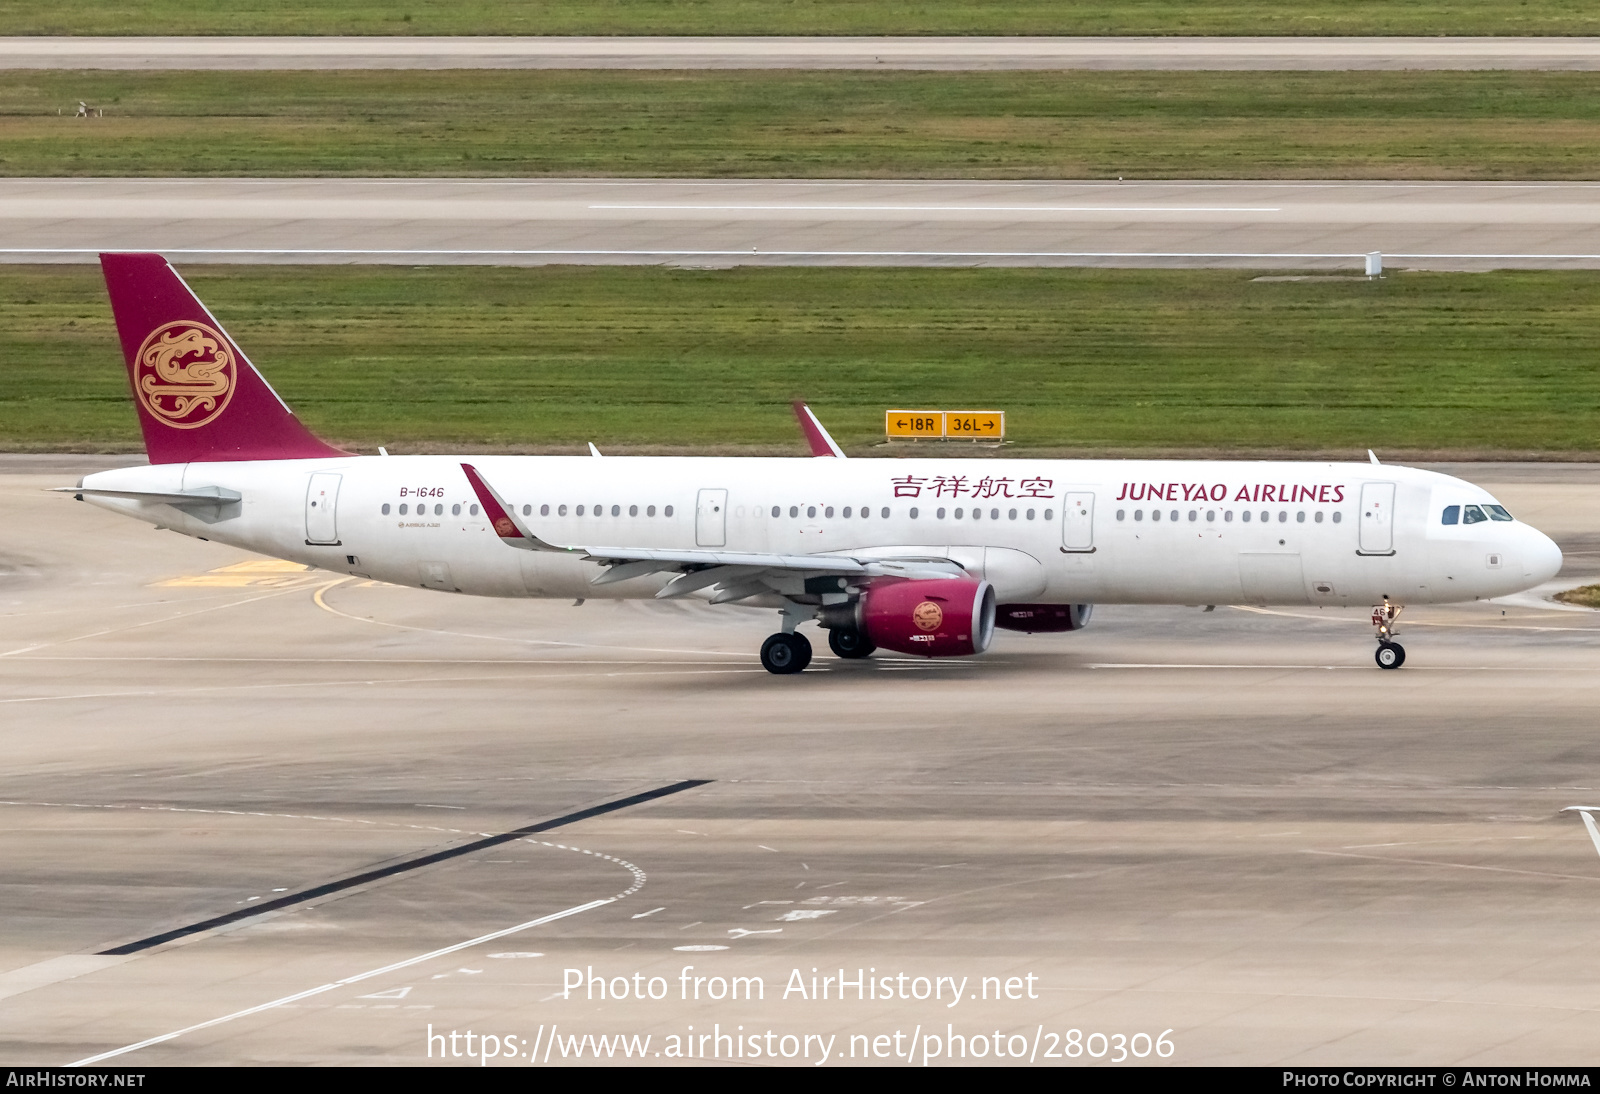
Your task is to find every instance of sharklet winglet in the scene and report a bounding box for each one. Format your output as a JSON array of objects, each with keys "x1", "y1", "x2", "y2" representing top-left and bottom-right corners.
[
  {"x1": 793, "y1": 401, "x2": 846, "y2": 458},
  {"x1": 459, "y1": 463, "x2": 570, "y2": 554}
]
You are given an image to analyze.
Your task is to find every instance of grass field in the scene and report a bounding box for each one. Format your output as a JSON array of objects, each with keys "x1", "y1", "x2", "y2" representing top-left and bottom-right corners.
[
  {"x1": 6, "y1": 70, "x2": 1600, "y2": 179},
  {"x1": 5, "y1": 0, "x2": 1600, "y2": 36},
  {"x1": 4, "y1": 265, "x2": 1598, "y2": 458}
]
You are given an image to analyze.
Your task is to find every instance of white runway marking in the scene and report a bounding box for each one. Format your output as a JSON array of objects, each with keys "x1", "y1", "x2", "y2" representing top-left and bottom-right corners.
[
  {"x1": 588, "y1": 204, "x2": 1283, "y2": 213},
  {"x1": 69, "y1": 898, "x2": 613, "y2": 1066},
  {"x1": 1561, "y1": 808, "x2": 1600, "y2": 860}
]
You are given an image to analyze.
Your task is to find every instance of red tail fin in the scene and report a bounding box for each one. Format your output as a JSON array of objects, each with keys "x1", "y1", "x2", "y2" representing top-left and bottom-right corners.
[{"x1": 100, "y1": 253, "x2": 346, "y2": 464}]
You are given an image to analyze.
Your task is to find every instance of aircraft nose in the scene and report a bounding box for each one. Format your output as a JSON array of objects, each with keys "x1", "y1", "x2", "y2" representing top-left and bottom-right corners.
[{"x1": 1522, "y1": 525, "x2": 1563, "y2": 585}]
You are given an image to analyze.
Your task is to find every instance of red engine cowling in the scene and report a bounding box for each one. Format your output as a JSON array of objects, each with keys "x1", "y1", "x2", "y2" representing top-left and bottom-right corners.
[
  {"x1": 994, "y1": 603, "x2": 1093, "y2": 633},
  {"x1": 860, "y1": 578, "x2": 997, "y2": 657}
]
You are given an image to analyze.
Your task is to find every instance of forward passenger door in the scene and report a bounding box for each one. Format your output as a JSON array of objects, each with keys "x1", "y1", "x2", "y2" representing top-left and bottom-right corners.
[{"x1": 1358, "y1": 482, "x2": 1396, "y2": 555}]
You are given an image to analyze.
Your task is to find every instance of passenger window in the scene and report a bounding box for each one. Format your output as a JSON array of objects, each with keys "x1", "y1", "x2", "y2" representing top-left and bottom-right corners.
[
  {"x1": 1225, "y1": 510, "x2": 1234, "y2": 522},
  {"x1": 1188, "y1": 510, "x2": 1197, "y2": 522},
  {"x1": 1260, "y1": 511, "x2": 1269, "y2": 523},
  {"x1": 1441, "y1": 505, "x2": 1460, "y2": 525},
  {"x1": 576, "y1": 505, "x2": 585, "y2": 516},
  {"x1": 973, "y1": 508, "x2": 983, "y2": 520},
  {"x1": 559, "y1": 504, "x2": 568, "y2": 516},
  {"x1": 1043, "y1": 509, "x2": 1053, "y2": 520},
  {"x1": 1314, "y1": 511, "x2": 1323, "y2": 523},
  {"x1": 1169, "y1": 510, "x2": 1177, "y2": 521},
  {"x1": 647, "y1": 505, "x2": 656, "y2": 516},
  {"x1": 611, "y1": 505, "x2": 621, "y2": 516},
  {"x1": 880, "y1": 507, "x2": 890, "y2": 519},
  {"x1": 1486, "y1": 504, "x2": 1513, "y2": 521},
  {"x1": 807, "y1": 506, "x2": 817, "y2": 519},
  {"x1": 843, "y1": 506, "x2": 853, "y2": 518},
  {"x1": 1277, "y1": 511, "x2": 1286, "y2": 523},
  {"x1": 664, "y1": 505, "x2": 674, "y2": 516},
  {"x1": 381, "y1": 503, "x2": 391, "y2": 515},
  {"x1": 1205, "y1": 510, "x2": 1215, "y2": 522},
  {"x1": 470, "y1": 504, "x2": 479, "y2": 516},
  {"x1": 789, "y1": 505, "x2": 798, "y2": 518},
  {"x1": 910, "y1": 507, "x2": 920, "y2": 519},
  {"x1": 954, "y1": 507, "x2": 964, "y2": 519},
  {"x1": 1333, "y1": 512, "x2": 1342, "y2": 523},
  {"x1": 522, "y1": 504, "x2": 531, "y2": 516},
  {"x1": 434, "y1": 504, "x2": 443, "y2": 516},
  {"x1": 1027, "y1": 509, "x2": 1036, "y2": 520},
  {"x1": 937, "y1": 507, "x2": 946, "y2": 519},
  {"x1": 452, "y1": 503, "x2": 461, "y2": 516},
  {"x1": 1008, "y1": 508, "x2": 1017, "y2": 520},
  {"x1": 825, "y1": 506, "x2": 834, "y2": 518},
  {"x1": 398, "y1": 503, "x2": 408, "y2": 515},
  {"x1": 1241, "y1": 511, "x2": 1250, "y2": 522},
  {"x1": 1463, "y1": 504, "x2": 1487, "y2": 524},
  {"x1": 1296, "y1": 511, "x2": 1305, "y2": 523}
]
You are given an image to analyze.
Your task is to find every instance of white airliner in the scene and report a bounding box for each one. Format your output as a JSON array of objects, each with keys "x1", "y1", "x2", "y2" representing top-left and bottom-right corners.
[{"x1": 67, "y1": 253, "x2": 1563, "y2": 673}]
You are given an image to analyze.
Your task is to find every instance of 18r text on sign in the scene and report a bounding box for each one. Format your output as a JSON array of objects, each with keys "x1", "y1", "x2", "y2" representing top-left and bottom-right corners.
[{"x1": 885, "y1": 410, "x2": 1004, "y2": 441}]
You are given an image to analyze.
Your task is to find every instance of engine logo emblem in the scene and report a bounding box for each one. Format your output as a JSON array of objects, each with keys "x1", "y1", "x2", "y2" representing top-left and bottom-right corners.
[
  {"x1": 133, "y1": 320, "x2": 236, "y2": 430},
  {"x1": 912, "y1": 600, "x2": 944, "y2": 632}
]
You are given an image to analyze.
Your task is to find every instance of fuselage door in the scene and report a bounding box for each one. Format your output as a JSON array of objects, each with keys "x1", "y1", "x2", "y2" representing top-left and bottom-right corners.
[
  {"x1": 1359, "y1": 481, "x2": 1397, "y2": 555},
  {"x1": 305, "y1": 472, "x2": 341, "y2": 545},
  {"x1": 696, "y1": 488, "x2": 728, "y2": 547},
  {"x1": 1062, "y1": 490, "x2": 1095, "y2": 552}
]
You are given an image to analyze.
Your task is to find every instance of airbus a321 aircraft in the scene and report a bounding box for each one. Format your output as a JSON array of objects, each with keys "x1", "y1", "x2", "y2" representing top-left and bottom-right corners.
[{"x1": 66, "y1": 253, "x2": 1563, "y2": 673}]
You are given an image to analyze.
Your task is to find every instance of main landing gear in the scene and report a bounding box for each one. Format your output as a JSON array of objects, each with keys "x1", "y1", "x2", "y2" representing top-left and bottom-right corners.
[
  {"x1": 1372, "y1": 598, "x2": 1405, "y2": 670},
  {"x1": 760, "y1": 631, "x2": 812, "y2": 675}
]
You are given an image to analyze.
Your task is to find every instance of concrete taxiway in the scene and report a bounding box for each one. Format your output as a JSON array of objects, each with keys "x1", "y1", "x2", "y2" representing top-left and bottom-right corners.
[
  {"x1": 3, "y1": 457, "x2": 1600, "y2": 1065},
  {"x1": 11, "y1": 179, "x2": 1600, "y2": 271},
  {"x1": 6, "y1": 36, "x2": 1600, "y2": 71}
]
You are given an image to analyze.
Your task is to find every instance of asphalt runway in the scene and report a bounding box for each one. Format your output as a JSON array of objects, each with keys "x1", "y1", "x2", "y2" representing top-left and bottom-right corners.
[
  {"x1": 4, "y1": 456, "x2": 1600, "y2": 1066},
  {"x1": 6, "y1": 36, "x2": 1600, "y2": 71},
  {"x1": 11, "y1": 179, "x2": 1600, "y2": 271}
]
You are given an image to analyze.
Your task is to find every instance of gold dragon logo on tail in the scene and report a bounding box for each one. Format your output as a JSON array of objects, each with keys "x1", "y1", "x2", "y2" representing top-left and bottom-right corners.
[{"x1": 134, "y1": 320, "x2": 236, "y2": 429}]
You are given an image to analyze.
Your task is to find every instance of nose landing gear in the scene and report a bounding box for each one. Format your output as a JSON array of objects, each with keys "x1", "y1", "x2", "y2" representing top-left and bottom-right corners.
[{"x1": 1371, "y1": 598, "x2": 1405, "y2": 669}]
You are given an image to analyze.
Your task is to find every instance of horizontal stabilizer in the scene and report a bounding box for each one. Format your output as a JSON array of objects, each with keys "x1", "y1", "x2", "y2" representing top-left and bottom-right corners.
[{"x1": 55, "y1": 484, "x2": 242, "y2": 507}]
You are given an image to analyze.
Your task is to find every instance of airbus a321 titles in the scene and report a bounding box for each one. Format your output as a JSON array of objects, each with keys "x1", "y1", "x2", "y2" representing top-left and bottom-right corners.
[{"x1": 66, "y1": 254, "x2": 1563, "y2": 674}]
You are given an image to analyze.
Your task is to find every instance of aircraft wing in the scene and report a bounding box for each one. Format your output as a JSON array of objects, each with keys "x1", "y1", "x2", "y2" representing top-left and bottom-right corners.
[{"x1": 460, "y1": 463, "x2": 964, "y2": 601}]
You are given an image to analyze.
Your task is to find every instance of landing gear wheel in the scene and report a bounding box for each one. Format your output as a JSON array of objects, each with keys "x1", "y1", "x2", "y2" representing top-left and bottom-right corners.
[
  {"x1": 1375, "y1": 642, "x2": 1406, "y2": 670},
  {"x1": 760, "y1": 632, "x2": 813, "y2": 675},
  {"x1": 827, "y1": 628, "x2": 876, "y2": 660}
]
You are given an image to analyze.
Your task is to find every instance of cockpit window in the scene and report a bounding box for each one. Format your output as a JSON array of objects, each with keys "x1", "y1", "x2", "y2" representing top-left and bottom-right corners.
[
  {"x1": 1441, "y1": 505, "x2": 1460, "y2": 525},
  {"x1": 1462, "y1": 504, "x2": 1488, "y2": 524},
  {"x1": 1486, "y1": 504, "x2": 1513, "y2": 521}
]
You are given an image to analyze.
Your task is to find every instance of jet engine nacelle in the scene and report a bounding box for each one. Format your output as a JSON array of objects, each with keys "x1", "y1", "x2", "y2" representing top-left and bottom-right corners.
[
  {"x1": 995, "y1": 603, "x2": 1093, "y2": 633},
  {"x1": 857, "y1": 577, "x2": 997, "y2": 657}
]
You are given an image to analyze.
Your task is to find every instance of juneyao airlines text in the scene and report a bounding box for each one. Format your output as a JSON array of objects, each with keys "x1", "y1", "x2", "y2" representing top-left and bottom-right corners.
[
  {"x1": 563, "y1": 966, "x2": 1040, "y2": 1006},
  {"x1": 1115, "y1": 481, "x2": 1348, "y2": 503}
]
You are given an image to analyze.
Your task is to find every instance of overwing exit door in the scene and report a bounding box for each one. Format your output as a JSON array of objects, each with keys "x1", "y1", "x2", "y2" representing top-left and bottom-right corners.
[
  {"x1": 305, "y1": 473, "x2": 341, "y2": 544},
  {"x1": 1061, "y1": 491, "x2": 1095, "y2": 552},
  {"x1": 696, "y1": 488, "x2": 728, "y2": 547}
]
